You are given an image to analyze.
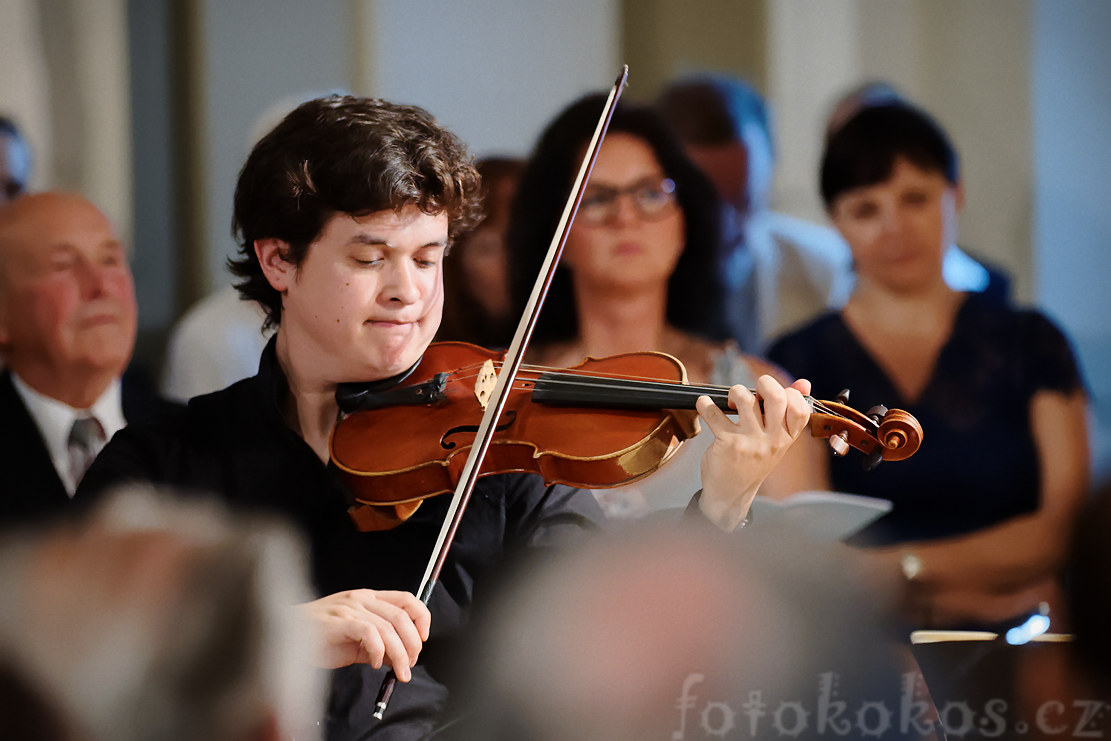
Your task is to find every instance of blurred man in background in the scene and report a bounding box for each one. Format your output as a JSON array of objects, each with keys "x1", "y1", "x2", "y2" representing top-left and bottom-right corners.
[
  {"x1": 0, "y1": 115, "x2": 32, "y2": 204},
  {"x1": 658, "y1": 74, "x2": 853, "y2": 352},
  {"x1": 0, "y1": 192, "x2": 172, "y2": 526}
]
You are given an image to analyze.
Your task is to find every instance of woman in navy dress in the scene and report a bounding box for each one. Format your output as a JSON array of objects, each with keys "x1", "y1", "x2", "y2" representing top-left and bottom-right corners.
[{"x1": 769, "y1": 102, "x2": 1089, "y2": 630}]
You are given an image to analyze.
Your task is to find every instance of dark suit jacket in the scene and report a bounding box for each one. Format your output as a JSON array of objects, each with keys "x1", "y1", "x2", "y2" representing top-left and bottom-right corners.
[{"x1": 0, "y1": 369, "x2": 180, "y2": 529}]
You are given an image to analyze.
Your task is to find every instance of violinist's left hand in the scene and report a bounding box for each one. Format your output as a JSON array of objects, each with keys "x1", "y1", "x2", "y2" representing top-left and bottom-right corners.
[{"x1": 695, "y1": 375, "x2": 812, "y2": 532}]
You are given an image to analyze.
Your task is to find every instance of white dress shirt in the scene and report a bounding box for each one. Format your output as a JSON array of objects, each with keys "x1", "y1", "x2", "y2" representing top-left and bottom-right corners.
[{"x1": 10, "y1": 374, "x2": 126, "y2": 496}]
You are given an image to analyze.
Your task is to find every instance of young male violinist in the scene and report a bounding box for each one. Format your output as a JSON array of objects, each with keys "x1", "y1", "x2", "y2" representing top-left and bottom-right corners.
[{"x1": 77, "y1": 95, "x2": 812, "y2": 740}]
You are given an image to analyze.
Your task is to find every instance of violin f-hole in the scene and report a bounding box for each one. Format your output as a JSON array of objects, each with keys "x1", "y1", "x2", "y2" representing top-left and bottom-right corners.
[{"x1": 441, "y1": 410, "x2": 518, "y2": 450}]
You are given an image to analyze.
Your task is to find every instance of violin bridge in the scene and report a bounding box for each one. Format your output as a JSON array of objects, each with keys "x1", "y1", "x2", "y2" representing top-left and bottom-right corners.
[{"x1": 474, "y1": 359, "x2": 498, "y2": 410}]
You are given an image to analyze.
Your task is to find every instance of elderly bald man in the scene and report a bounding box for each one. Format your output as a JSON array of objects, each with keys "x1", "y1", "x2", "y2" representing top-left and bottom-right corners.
[{"x1": 0, "y1": 192, "x2": 173, "y2": 525}]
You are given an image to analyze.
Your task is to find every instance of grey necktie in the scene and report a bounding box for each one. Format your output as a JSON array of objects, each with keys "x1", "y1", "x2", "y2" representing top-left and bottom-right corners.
[{"x1": 67, "y1": 415, "x2": 105, "y2": 485}]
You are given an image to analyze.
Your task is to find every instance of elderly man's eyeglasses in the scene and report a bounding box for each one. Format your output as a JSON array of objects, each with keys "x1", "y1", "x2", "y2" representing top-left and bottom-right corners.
[{"x1": 578, "y1": 177, "x2": 677, "y2": 226}]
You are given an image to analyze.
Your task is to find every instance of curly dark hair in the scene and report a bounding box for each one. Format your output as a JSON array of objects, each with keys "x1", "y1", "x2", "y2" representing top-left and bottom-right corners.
[
  {"x1": 820, "y1": 102, "x2": 959, "y2": 209},
  {"x1": 229, "y1": 95, "x2": 483, "y2": 327},
  {"x1": 506, "y1": 93, "x2": 727, "y2": 344}
]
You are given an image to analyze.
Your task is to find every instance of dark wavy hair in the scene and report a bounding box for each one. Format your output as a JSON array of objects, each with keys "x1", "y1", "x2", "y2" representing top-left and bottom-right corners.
[
  {"x1": 437, "y1": 156, "x2": 524, "y2": 348},
  {"x1": 820, "y1": 102, "x2": 959, "y2": 209},
  {"x1": 506, "y1": 93, "x2": 727, "y2": 344},
  {"x1": 229, "y1": 95, "x2": 482, "y2": 327}
]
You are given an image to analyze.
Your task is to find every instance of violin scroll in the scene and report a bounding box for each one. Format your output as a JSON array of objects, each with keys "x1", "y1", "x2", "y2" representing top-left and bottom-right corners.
[
  {"x1": 875, "y1": 409, "x2": 922, "y2": 461},
  {"x1": 808, "y1": 394, "x2": 922, "y2": 468}
]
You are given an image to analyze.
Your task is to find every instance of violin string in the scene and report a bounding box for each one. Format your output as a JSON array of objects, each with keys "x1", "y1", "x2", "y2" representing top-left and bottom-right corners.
[
  {"x1": 444, "y1": 361, "x2": 699, "y2": 388},
  {"x1": 533, "y1": 368, "x2": 843, "y2": 415},
  {"x1": 436, "y1": 360, "x2": 848, "y2": 419},
  {"x1": 447, "y1": 361, "x2": 731, "y2": 392},
  {"x1": 448, "y1": 365, "x2": 727, "y2": 401},
  {"x1": 520, "y1": 369, "x2": 845, "y2": 417},
  {"x1": 533, "y1": 376, "x2": 843, "y2": 421},
  {"x1": 534, "y1": 372, "x2": 723, "y2": 398}
]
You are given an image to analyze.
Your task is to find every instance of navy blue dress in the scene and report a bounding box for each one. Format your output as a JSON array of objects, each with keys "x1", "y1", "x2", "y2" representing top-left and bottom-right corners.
[{"x1": 768, "y1": 293, "x2": 1084, "y2": 546}]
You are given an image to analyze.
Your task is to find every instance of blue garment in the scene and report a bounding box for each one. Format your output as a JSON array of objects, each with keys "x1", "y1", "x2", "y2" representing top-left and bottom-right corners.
[{"x1": 768, "y1": 293, "x2": 1083, "y2": 545}]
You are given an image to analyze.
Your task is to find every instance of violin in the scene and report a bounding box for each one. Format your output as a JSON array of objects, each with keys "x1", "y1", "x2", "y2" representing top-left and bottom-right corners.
[{"x1": 330, "y1": 341, "x2": 923, "y2": 531}]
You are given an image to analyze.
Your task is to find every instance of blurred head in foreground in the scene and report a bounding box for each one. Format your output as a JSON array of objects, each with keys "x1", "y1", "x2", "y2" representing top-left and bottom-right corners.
[
  {"x1": 455, "y1": 520, "x2": 910, "y2": 741},
  {"x1": 0, "y1": 484, "x2": 324, "y2": 741}
]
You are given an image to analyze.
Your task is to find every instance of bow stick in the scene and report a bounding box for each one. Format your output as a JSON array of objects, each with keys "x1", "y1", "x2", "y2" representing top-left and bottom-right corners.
[{"x1": 372, "y1": 65, "x2": 630, "y2": 720}]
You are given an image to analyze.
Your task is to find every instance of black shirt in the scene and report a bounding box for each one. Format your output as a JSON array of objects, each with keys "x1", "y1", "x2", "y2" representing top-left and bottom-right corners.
[{"x1": 77, "y1": 339, "x2": 605, "y2": 740}]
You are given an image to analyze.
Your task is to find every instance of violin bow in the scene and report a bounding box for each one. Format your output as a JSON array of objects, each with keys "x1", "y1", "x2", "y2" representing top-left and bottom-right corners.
[{"x1": 373, "y1": 65, "x2": 630, "y2": 720}]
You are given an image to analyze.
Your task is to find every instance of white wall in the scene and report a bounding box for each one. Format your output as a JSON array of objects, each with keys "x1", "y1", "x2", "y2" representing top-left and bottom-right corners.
[
  {"x1": 0, "y1": 0, "x2": 132, "y2": 243},
  {"x1": 359, "y1": 0, "x2": 620, "y2": 159},
  {"x1": 0, "y1": 1, "x2": 52, "y2": 191},
  {"x1": 1032, "y1": 0, "x2": 1111, "y2": 477},
  {"x1": 1032, "y1": 1, "x2": 1111, "y2": 337},
  {"x1": 765, "y1": 0, "x2": 861, "y2": 225},
  {"x1": 195, "y1": 0, "x2": 353, "y2": 293}
]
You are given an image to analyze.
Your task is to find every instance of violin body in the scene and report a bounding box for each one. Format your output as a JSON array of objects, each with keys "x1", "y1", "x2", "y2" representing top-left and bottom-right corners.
[{"x1": 331, "y1": 342, "x2": 701, "y2": 513}]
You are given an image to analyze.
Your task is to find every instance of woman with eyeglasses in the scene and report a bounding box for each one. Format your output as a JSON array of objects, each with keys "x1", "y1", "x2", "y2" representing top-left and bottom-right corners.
[{"x1": 506, "y1": 94, "x2": 826, "y2": 517}]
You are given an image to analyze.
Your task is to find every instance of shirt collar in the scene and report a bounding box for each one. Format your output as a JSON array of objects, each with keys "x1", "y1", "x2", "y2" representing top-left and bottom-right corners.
[
  {"x1": 255, "y1": 334, "x2": 290, "y2": 428},
  {"x1": 10, "y1": 373, "x2": 126, "y2": 495}
]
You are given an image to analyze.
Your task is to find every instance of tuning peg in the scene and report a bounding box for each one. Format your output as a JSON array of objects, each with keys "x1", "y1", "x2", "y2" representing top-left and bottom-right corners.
[
  {"x1": 834, "y1": 388, "x2": 851, "y2": 405},
  {"x1": 865, "y1": 404, "x2": 889, "y2": 424},
  {"x1": 828, "y1": 430, "x2": 850, "y2": 457},
  {"x1": 862, "y1": 448, "x2": 883, "y2": 471}
]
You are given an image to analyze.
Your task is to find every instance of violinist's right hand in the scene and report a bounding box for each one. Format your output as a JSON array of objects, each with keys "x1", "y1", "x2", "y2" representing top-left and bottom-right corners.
[{"x1": 296, "y1": 589, "x2": 431, "y2": 681}]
